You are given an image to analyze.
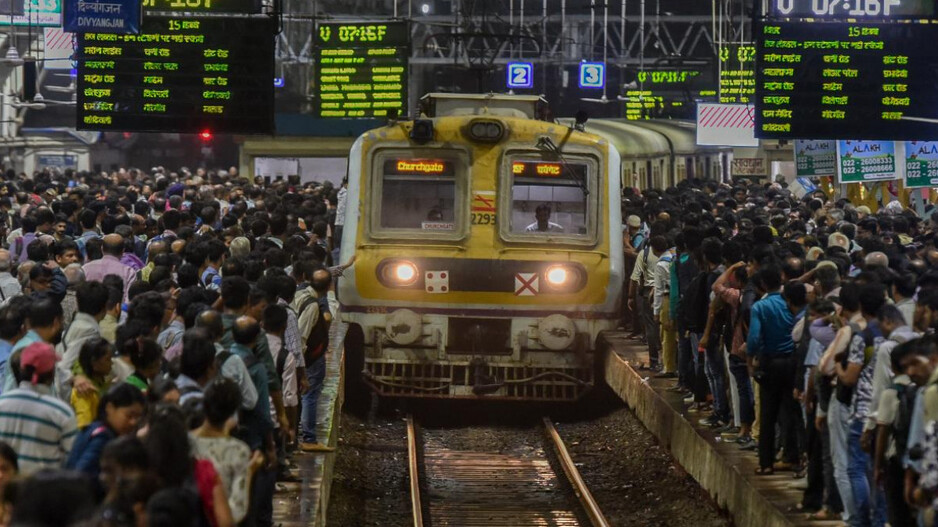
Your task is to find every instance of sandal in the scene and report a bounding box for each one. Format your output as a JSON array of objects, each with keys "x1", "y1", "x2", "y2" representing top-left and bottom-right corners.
[
  {"x1": 754, "y1": 467, "x2": 775, "y2": 476},
  {"x1": 807, "y1": 509, "x2": 837, "y2": 521}
]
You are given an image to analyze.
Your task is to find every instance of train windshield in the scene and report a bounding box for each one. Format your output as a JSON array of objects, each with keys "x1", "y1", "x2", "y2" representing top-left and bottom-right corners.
[
  {"x1": 377, "y1": 157, "x2": 460, "y2": 232},
  {"x1": 508, "y1": 159, "x2": 591, "y2": 237}
]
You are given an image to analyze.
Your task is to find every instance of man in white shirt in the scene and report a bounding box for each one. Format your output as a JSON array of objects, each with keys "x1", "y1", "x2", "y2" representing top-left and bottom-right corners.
[
  {"x1": 0, "y1": 341, "x2": 77, "y2": 475},
  {"x1": 0, "y1": 249, "x2": 20, "y2": 305},
  {"x1": 525, "y1": 204, "x2": 564, "y2": 233}
]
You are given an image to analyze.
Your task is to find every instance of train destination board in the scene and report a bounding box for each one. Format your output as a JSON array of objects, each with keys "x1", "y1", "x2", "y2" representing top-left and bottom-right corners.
[
  {"x1": 315, "y1": 21, "x2": 409, "y2": 118},
  {"x1": 76, "y1": 16, "x2": 275, "y2": 134},
  {"x1": 755, "y1": 21, "x2": 938, "y2": 140}
]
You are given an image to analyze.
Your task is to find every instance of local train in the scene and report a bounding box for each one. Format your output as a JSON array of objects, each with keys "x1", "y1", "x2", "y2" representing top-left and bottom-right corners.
[
  {"x1": 334, "y1": 94, "x2": 732, "y2": 401},
  {"x1": 337, "y1": 93, "x2": 624, "y2": 401},
  {"x1": 569, "y1": 118, "x2": 732, "y2": 191}
]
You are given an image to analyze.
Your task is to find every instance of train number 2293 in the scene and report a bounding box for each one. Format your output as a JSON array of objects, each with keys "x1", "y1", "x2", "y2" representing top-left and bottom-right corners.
[{"x1": 471, "y1": 212, "x2": 496, "y2": 225}]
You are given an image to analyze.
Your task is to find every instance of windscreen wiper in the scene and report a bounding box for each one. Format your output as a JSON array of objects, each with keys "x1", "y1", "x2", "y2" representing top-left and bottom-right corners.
[{"x1": 536, "y1": 136, "x2": 589, "y2": 196}]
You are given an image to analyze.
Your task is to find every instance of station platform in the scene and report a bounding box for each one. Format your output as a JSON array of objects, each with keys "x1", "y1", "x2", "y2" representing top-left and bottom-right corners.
[
  {"x1": 601, "y1": 332, "x2": 840, "y2": 527},
  {"x1": 272, "y1": 321, "x2": 345, "y2": 527}
]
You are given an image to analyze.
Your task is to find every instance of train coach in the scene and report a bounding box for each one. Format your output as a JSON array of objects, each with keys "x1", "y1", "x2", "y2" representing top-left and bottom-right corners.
[{"x1": 337, "y1": 93, "x2": 626, "y2": 401}]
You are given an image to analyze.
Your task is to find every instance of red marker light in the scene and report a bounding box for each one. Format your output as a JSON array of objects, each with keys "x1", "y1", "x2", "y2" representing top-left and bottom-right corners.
[{"x1": 199, "y1": 130, "x2": 213, "y2": 141}]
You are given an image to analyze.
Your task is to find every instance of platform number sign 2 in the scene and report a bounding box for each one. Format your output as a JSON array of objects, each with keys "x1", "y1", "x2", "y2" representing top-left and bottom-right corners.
[
  {"x1": 579, "y1": 62, "x2": 605, "y2": 89},
  {"x1": 507, "y1": 62, "x2": 534, "y2": 89}
]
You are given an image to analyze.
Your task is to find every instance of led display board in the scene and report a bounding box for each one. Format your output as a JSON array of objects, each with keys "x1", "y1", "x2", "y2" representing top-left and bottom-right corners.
[
  {"x1": 720, "y1": 44, "x2": 756, "y2": 103},
  {"x1": 142, "y1": 0, "x2": 259, "y2": 13},
  {"x1": 621, "y1": 69, "x2": 708, "y2": 120},
  {"x1": 755, "y1": 21, "x2": 938, "y2": 140},
  {"x1": 315, "y1": 21, "x2": 409, "y2": 118},
  {"x1": 768, "y1": 0, "x2": 934, "y2": 18},
  {"x1": 385, "y1": 158, "x2": 455, "y2": 176},
  {"x1": 511, "y1": 160, "x2": 588, "y2": 179},
  {"x1": 76, "y1": 16, "x2": 275, "y2": 133}
]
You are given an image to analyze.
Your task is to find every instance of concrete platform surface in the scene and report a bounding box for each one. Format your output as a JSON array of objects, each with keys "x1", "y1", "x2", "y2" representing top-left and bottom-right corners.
[
  {"x1": 272, "y1": 321, "x2": 345, "y2": 527},
  {"x1": 602, "y1": 332, "x2": 841, "y2": 527}
]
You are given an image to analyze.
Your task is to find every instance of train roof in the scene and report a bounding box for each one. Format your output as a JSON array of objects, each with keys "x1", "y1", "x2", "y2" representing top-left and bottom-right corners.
[
  {"x1": 603, "y1": 119, "x2": 729, "y2": 155},
  {"x1": 420, "y1": 93, "x2": 548, "y2": 119},
  {"x1": 571, "y1": 119, "x2": 672, "y2": 158}
]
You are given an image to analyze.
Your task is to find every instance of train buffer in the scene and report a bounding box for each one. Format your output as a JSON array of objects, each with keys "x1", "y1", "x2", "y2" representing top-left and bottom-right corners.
[{"x1": 601, "y1": 332, "x2": 838, "y2": 527}]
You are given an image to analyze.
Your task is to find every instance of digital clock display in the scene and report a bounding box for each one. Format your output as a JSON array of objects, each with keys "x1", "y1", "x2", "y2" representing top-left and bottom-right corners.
[
  {"x1": 315, "y1": 21, "x2": 409, "y2": 119},
  {"x1": 142, "y1": 0, "x2": 259, "y2": 14},
  {"x1": 755, "y1": 21, "x2": 938, "y2": 140},
  {"x1": 76, "y1": 16, "x2": 274, "y2": 134},
  {"x1": 769, "y1": 0, "x2": 935, "y2": 18}
]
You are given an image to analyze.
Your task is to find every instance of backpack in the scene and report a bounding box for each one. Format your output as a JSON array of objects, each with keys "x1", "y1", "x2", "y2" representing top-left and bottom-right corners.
[
  {"x1": 835, "y1": 323, "x2": 878, "y2": 405},
  {"x1": 275, "y1": 343, "x2": 289, "y2": 380},
  {"x1": 680, "y1": 271, "x2": 711, "y2": 333},
  {"x1": 297, "y1": 292, "x2": 330, "y2": 362},
  {"x1": 891, "y1": 382, "x2": 918, "y2": 461}
]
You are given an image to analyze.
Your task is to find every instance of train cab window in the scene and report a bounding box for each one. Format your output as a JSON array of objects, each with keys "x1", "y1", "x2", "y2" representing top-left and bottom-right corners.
[
  {"x1": 506, "y1": 159, "x2": 593, "y2": 238},
  {"x1": 374, "y1": 155, "x2": 465, "y2": 234}
]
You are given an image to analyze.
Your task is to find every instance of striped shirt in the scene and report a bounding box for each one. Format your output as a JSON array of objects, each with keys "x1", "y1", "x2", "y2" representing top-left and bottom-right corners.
[{"x1": 0, "y1": 382, "x2": 78, "y2": 475}]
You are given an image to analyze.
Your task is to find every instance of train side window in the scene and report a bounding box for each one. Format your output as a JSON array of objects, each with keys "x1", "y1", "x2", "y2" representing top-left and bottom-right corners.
[
  {"x1": 375, "y1": 156, "x2": 461, "y2": 233},
  {"x1": 507, "y1": 159, "x2": 591, "y2": 237}
]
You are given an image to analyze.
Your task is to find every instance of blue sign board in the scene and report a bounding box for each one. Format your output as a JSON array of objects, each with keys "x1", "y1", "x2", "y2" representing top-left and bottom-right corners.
[
  {"x1": 506, "y1": 62, "x2": 533, "y2": 89},
  {"x1": 63, "y1": 0, "x2": 141, "y2": 34},
  {"x1": 578, "y1": 62, "x2": 605, "y2": 89}
]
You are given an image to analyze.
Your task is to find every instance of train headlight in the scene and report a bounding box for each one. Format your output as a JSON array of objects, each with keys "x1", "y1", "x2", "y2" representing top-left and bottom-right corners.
[
  {"x1": 394, "y1": 262, "x2": 418, "y2": 284},
  {"x1": 464, "y1": 119, "x2": 505, "y2": 143},
  {"x1": 545, "y1": 266, "x2": 569, "y2": 286},
  {"x1": 377, "y1": 259, "x2": 420, "y2": 288},
  {"x1": 543, "y1": 264, "x2": 585, "y2": 292}
]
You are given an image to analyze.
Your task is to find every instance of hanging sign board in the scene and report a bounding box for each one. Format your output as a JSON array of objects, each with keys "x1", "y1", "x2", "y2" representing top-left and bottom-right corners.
[
  {"x1": 795, "y1": 140, "x2": 836, "y2": 177},
  {"x1": 904, "y1": 141, "x2": 938, "y2": 188},
  {"x1": 836, "y1": 140, "x2": 903, "y2": 183}
]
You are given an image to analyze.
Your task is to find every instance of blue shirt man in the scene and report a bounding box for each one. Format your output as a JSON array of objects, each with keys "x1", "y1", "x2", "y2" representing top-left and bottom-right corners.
[{"x1": 747, "y1": 291, "x2": 795, "y2": 357}]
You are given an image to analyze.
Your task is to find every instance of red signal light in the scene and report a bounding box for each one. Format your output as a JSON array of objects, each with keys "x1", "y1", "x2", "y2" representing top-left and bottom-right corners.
[{"x1": 199, "y1": 130, "x2": 213, "y2": 141}]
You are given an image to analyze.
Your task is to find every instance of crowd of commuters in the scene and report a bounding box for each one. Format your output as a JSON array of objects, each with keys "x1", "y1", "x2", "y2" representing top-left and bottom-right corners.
[
  {"x1": 623, "y1": 178, "x2": 938, "y2": 526},
  {"x1": 0, "y1": 165, "x2": 349, "y2": 527}
]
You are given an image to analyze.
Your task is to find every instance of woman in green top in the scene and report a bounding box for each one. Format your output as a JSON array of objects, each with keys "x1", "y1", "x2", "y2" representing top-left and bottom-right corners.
[{"x1": 125, "y1": 338, "x2": 162, "y2": 394}]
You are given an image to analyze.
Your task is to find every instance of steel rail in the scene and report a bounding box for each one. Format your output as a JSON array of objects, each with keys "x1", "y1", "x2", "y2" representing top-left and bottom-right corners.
[
  {"x1": 405, "y1": 415, "x2": 424, "y2": 527},
  {"x1": 543, "y1": 417, "x2": 611, "y2": 527}
]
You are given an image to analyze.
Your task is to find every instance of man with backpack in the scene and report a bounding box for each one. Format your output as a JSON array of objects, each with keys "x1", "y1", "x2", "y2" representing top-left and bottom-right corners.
[
  {"x1": 835, "y1": 282, "x2": 888, "y2": 527},
  {"x1": 629, "y1": 234, "x2": 662, "y2": 370},
  {"x1": 873, "y1": 339, "x2": 919, "y2": 527},
  {"x1": 292, "y1": 261, "x2": 334, "y2": 453},
  {"x1": 691, "y1": 238, "x2": 731, "y2": 428}
]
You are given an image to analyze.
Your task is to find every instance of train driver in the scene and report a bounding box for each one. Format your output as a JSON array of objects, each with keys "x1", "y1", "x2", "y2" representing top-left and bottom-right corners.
[{"x1": 525, "y1": 204, "x2": 564, "y2": 233}]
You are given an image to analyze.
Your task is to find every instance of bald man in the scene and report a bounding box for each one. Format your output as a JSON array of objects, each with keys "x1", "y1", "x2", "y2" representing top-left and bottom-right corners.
[
  {"x1": 864, "y1": 251, "x2": 889, "y2": 269},
  {"x1": 230, "y1": 315, "x2": 275, "y2": 452},
  {"x1": 0, "y1": 249, "x2": 20, "y2": 303},
  {"x1": 82, "y1": 233, "x2": 136, "y2": 301}
]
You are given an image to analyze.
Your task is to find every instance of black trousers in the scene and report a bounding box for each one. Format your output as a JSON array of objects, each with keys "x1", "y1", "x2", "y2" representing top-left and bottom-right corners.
[
  {"x1": 757, "y1": 354, "x2": 798, "y2": 469},
  {"x1": 885, "y1": 457, "x2": 914, "y2": 527},
  {"x1": 803, "y1": 403, "x2": 824, "y2": 511}
]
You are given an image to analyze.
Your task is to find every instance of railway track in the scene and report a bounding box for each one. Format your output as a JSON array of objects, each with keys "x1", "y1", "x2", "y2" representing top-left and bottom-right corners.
[{"x1": 405, "y1": 415, "x2": 609, "y2": 527}]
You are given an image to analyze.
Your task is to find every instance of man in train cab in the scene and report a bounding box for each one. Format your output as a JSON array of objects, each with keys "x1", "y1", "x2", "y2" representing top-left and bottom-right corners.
[{"x1": 525, "y1": 204, "x2": 564, "y2": 233}]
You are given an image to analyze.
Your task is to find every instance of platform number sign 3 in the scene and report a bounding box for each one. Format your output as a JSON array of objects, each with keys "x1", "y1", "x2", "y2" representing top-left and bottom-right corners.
[
  {"x1": 507, "y1": 62, "x2": 534, "y2": 89},
  {"x1": 579, "y1": 62, "x2": 605, "y2": 89}
]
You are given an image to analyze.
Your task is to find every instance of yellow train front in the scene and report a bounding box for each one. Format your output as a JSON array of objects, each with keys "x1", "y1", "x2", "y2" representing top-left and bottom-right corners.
[{"x1": 338, "y1": 94, "x2": 623, "y2": 401}]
